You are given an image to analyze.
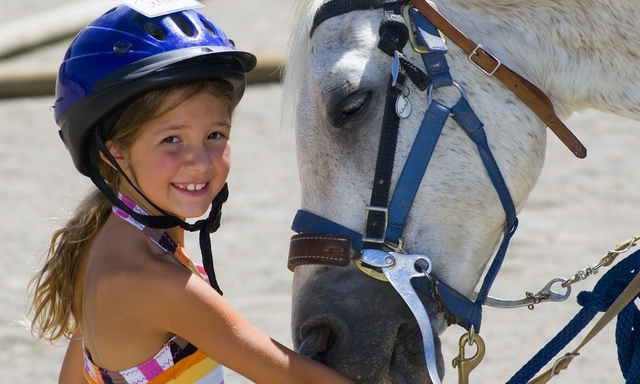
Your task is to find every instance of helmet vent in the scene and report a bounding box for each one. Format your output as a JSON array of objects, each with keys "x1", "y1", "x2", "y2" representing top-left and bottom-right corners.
[
  {"x1": 200, "y1": 18, "x2": 217, "y2": 37},
  {"x1": 144, "y1": 22, "x2": 166, "y2": 41},
  {"x1": 170, "y1": 15, "x2": 195, "y2": 37},
  {"x1": 113, "y1": 41, "x2": 132, "y2": 57}
]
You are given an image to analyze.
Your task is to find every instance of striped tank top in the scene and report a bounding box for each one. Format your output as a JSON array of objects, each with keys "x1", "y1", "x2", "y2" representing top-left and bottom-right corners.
[{"x1": 82, "y1": 194, "x2": 224, "y2": 384}]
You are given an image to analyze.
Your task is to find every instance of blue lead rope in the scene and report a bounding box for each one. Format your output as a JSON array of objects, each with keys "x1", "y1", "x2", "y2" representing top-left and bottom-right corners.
[{"x1": 507, "y1": 249, "x2": 640, "y2": 384}]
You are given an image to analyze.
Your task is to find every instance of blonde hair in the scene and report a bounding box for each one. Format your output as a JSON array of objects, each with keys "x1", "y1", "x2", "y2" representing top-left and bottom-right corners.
[{"x1": 28, "y1": 80, "x2": 234, "y2": 343}]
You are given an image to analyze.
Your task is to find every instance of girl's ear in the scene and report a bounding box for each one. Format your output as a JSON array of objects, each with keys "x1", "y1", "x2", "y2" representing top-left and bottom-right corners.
[{"x1": 100, "y1": 140, "x2": 129, "y2": 171}]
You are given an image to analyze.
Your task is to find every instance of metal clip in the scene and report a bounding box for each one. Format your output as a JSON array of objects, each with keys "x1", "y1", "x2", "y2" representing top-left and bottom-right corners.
[
  {"x1": 362, "y1": 205, "x2": 389, "y2": 244},
  {"x1": 391, "y1": 51, "x2": 407, "y2": 90},
  {"x1": 479, "y1": 277, "x2": 571, "y2": 309},
  {"x1": 525, "y1": 277, "x2": 572, "y2": 310},
  {"x1": 402, "y1": 4, "x2": 429, "y2": 54},
  {"x1": 401, "y1": 3, "x2": 445, "y2": 54},
  {"x1": 427, "y1": 81, "x2": 467, "y2": 105},
  {"x1": 452, "y1": 332, "x2": 485, "y2": 384},
  {"x1": 468, "y1": 44, "x2": 501, "y2": 76},
  {"x1": 550, "y1": 352, "x2": 579, "y2": 377}
]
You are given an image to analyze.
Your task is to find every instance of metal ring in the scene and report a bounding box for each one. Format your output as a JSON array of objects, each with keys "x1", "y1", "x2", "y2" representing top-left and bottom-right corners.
[{"x1": 427, "y1": 81, "x2": 467, "y2": 105}]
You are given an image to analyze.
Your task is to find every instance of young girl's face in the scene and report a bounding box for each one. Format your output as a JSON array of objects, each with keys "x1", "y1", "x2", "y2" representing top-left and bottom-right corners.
[{"x1": 122, "y1": 91, "x2": 231, "y2": 219}]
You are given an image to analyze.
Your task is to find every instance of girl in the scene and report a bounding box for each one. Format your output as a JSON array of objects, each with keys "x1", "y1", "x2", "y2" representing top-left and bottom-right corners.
[{"x1": 28, "y1": 4, "x2": 354, "y2": 384}]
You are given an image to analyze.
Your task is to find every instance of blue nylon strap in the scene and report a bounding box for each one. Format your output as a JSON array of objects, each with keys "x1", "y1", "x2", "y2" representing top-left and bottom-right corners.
[
  {"x1": 386, "y1": 100, "x2": 450, "y2": 244},
  {"x1": 475, "y1": 219, "x2": 518, "y2": 304},
  {"x1": 411, "y1": 274, "x2": 483, "y2": 332},
  {"x1": 292, "y1": 209, "x2": 365, "y2": 251},
  {"x1": 450, "y1": 97, "x2": 518, "y2": 303},
  {"x1": 450, "y1": 98, "x2": 517, "y2": 229},
  {"x1": 409, "y1": 8, "x2": 452, "y2": 89}
]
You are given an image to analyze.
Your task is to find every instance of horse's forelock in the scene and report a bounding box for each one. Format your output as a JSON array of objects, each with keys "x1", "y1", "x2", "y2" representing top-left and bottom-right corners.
[{"x1": 282, "y1": 0, "x2": 325, "y2": 125}]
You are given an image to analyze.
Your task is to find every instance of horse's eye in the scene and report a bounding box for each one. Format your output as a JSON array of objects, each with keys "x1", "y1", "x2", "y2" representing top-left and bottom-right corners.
[
  {"x1": 340, "y1": 92, "x2": 369, "y2": 120},
  {"x1": 332, "y1": 91, "x2": 370, "y2": 127}
]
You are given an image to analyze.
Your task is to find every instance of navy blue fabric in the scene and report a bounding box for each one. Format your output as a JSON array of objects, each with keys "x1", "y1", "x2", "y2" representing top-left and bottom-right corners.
[
  {"x1": 292, "y1": 210, "x2": 365, "y2": 251},
  {"x1": 412, "y1": 275, "x2": 483, "y2": 332},
  {"x1": 451, "y1": 98, "x2": 517, "y2": 229},
  {"x1": 386, "y1": 100, "x2": 449, "y2": 244},
  {"x1": 409, "y1": 8, "x2": 452, "y2": 88}
]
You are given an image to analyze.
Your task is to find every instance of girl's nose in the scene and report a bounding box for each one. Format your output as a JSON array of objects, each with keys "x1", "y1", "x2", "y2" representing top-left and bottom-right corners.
[{"x1": 185, "y1": 145, "x2": 214, "y2": 170}]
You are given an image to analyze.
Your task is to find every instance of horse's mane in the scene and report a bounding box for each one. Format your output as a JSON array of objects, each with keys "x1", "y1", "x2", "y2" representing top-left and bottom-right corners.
[{"x1": 282, "y1": 0, "x2": 324, "y2": 124}]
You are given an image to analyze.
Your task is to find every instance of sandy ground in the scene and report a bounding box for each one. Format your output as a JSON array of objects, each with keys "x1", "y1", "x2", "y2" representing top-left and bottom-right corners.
[{"x1": 1, "y1": 1, "x2": 639, "y2": 383}]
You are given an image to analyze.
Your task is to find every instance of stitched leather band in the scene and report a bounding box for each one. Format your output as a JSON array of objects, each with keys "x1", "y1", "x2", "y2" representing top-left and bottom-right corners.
[
  {"x1": 410, "y1": 0, "x2": 587, "y2": 158},
  {"x1": 288, "y1": 234, "x2": 353, "y2": 271}
]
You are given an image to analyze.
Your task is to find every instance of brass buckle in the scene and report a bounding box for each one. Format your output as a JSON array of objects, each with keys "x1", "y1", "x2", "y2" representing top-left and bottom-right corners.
[
  {"x1": 354, "y1": 260, "x2": 388, "y2": 282},
  {"x1": 402, "y1": 3, "x2": 446, "y2": 54}
]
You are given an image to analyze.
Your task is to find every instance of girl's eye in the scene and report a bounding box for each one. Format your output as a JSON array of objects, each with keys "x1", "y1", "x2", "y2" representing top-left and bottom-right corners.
[
  {"x1": 162, "y1": 136, "x2": 180, "y2": 144},
  {"x1": 208, "y1": 132, "x2": 226, "y2": 140}
]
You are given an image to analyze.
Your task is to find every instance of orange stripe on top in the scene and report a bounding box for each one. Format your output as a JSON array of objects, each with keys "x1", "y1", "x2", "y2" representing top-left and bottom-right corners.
[{"x1": 148, "y1": 349, "x2": 217, "y2": 383}]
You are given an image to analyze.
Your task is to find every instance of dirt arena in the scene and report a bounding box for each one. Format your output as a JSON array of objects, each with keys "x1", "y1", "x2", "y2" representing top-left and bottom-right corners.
[{"x1": 1, "y1": 1, "x2": 639, "y2": 383}]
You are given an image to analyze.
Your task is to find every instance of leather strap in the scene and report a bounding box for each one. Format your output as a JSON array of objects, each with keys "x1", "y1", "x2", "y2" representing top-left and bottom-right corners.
[
  {"x1": 410, "y1": 0, "x2": 587, "y2": 158},
  {"x1": 288, "y1": 234, "x2": 353, "y2": 271}
]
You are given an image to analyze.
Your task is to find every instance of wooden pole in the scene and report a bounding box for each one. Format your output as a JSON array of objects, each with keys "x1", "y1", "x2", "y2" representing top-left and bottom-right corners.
[
  {"x1": 0, "y1": 0, "x2": 120, "y2": 59},
  {"x1": 0, "y1": 56, "x2": 284, "y2": 99}
]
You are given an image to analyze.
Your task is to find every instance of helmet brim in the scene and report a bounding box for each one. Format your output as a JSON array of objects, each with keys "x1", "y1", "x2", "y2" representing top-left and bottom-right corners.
[{"x1": 58, "y1": 47, "x2": 256, "y2": 177}]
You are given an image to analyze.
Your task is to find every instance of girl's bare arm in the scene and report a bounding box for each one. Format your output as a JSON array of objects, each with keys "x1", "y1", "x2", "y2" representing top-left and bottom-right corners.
[
  {"x1": 153, "y1": 268, "x2": 355, "y2": 384},
  {"x1": 59, "y1": 331, "x2": 87, "y2": 384}
]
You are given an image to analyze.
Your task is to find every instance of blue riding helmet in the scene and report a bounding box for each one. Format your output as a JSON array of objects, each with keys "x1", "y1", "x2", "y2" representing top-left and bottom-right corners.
[{"x1": 55, "y1": 4, "x2": 257, "y2": 176}]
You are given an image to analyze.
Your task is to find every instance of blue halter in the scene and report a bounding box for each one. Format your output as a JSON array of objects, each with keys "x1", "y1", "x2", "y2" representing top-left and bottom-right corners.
[{"x1": 292, "y1": 4, "x2": 517, "y2": 333}]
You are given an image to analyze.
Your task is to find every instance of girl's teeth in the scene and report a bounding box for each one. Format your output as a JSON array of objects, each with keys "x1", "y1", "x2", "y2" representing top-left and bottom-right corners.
[{"x1": 183, "y1": 183, "x2": 205, "y2": 191}]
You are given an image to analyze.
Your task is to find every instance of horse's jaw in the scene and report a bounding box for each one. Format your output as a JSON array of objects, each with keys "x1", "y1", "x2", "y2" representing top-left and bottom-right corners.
[{"x1": 291, "y1": 265, "x2": 446, "y2": 384}]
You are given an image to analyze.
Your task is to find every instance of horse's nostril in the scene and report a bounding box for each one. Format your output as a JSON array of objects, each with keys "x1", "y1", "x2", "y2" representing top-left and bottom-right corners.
[
  {"x1": 297, "y1": 315, "x2": 351, "y2": 359},
  {"x1": 298, "y1": 326, "x2": 327, "y2": 359},
  {"x1": 317, "y1": 325, "x2": 331, "y2": 353}
]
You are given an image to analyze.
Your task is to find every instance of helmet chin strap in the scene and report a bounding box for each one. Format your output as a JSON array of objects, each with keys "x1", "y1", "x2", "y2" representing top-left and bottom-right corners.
[{"x1": 90, "y1": 123, "x2": 226, "y2": 295}]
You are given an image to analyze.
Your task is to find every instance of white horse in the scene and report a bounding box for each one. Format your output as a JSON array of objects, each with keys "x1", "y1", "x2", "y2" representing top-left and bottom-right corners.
[{"x1": 283, "y1": 0, "x2": 640, "y2": 382}]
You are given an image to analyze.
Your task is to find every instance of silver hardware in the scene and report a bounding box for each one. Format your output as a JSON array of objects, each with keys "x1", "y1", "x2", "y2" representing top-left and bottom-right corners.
[
  {"x1": 476, "y1": 277, "x2": 571, "y2": 309},
  {"x1": 396, "y1": 87, "x2": 412, "y2": 119},
  {"x1": 427, "y1": 81, "x2": 467, "y2": 105},
  {"x1": 361, "y1": 249, "x2": 396, "y2": 268},
  {"x1": 550, "y1": 352, "x2": 580, "y2": 377},
  {"x1": 468, "y1": 44, "x2": 501, "y2": 76},
  {"x1": 371, "y1": 253, "x2": 442, "y2": 384},
  {"x1": 362, "y1": 206, "x2": 389, "y2": 244},
  {"x1": 391, "y1": 51, "x2": 407, "y2": 90},
  {"x1": 562, "y1": 236, "x2": 639, "y2": 287}
]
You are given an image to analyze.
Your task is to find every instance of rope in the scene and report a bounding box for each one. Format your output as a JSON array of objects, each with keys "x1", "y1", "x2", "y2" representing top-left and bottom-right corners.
[{"x1": 506, "y1": 249, "x2": 640, "y2": 384}]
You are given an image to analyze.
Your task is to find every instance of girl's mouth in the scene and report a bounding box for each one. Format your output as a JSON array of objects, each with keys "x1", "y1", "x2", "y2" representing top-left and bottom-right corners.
[{"x1": 173, "y1": 182, "x2": 208, "y2": 192}]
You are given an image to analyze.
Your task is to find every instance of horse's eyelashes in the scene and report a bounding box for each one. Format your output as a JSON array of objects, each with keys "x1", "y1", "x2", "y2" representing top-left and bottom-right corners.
[{"x1": 334, "y1": 91, "x2": 371, "y2": 126}]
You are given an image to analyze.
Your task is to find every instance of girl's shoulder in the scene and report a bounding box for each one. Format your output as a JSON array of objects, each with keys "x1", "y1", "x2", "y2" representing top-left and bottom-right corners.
[{"x1": 87, "y1": 216, "x2": 199, "y2": 310}]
